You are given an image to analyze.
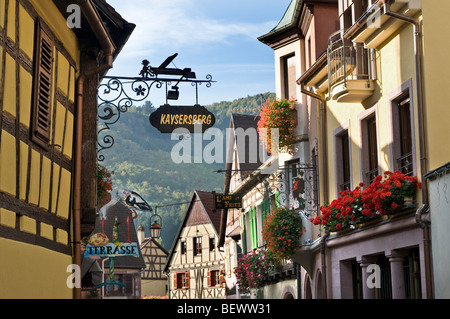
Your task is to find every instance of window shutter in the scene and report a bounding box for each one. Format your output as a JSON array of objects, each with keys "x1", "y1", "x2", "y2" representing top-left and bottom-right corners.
[
  {"x1": 275, "y1": 191, "x2": 281, "y2": 208},
  {"x1": 207, "y1": 270, "x2": 211, "y2": 287},
  {"x1": 261, "y1": 197, "x2": 270, "y2": 228},
  {"x1": 249, "y1": 207, "x2": 257, "y2": 250},
  {"x1": 173, "y1": 273, "x2": 178, "y2": 289},
  {"x1": 185, "y1": 272, "x2": 190, "y2": 289},
  {"x1": 31, "y1": 20, "x2": 53, "y2": 147}
]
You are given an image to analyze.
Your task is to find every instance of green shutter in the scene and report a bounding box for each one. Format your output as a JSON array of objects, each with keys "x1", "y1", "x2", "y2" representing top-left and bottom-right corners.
[
  {"x1": 261, "y1": 197, "x2": 270, "y2": 228},
  {"x1": 275, "y1": 191, "x2": 281, "y2": 208},
  {"x1": 249, "y1": 207, "x2": 257, "y2": 250}
]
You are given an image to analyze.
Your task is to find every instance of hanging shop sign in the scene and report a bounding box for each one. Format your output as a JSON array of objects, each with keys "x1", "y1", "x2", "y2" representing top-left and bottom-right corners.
[
  {"x1": 84, "y1": 242, "x2": 140, "y2": 258},
  {"x1": 215, "y1": 194, "x2": 242, "y2": 209},
  {"x1": 149, "y1": 104, "x2": 216, "y2": 133}
]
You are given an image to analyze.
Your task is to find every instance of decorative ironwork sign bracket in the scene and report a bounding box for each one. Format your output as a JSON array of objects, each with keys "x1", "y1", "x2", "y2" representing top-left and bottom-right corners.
[{"x1": 97, "y1": 54, "x2": 215, "y2": 162}]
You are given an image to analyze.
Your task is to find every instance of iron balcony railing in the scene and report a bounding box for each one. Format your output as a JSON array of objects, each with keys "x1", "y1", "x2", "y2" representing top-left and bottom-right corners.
[
  {"x1": 366, "y1": 167, "x2": 380, "y2": 185},
  {"x1": 327, "y1": 30, "x2": 374, "y2": 91}
]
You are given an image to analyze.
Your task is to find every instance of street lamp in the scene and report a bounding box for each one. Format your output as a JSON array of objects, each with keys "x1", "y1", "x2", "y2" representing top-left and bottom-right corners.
[
  {"x1": 150, "y1": 219, "x2": 162, "y2": 239},
  {"x1": 149, "y1": 209, "x2": 163, "y2": 239}
]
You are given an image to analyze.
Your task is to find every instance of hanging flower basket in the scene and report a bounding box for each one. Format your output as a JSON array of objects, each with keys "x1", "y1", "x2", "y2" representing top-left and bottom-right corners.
[
  {"x1": 235, "y1": 249, "x2": 276, "y2": 294},
  {"x1": 262, "y1": 207, "x2": 303, "y2": 261},
  {"x1": 310, "y1": 171, "x2": 421, "y2": 232},
  {"x1": 257, "y1": 98, "x2": 297, "y2": 154},
  {"x1": 97, "y1": 164, "x2": 114, "y2": 207}
]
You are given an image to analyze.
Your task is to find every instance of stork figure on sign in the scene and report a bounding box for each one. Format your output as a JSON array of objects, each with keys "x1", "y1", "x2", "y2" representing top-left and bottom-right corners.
[{"x1": 98, "y1": 188, "x2": 152, "y2": 241}]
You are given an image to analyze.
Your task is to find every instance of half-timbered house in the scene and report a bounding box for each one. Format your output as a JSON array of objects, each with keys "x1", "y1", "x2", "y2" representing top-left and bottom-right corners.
[
  {"x1": 164, "y1": 190, "x2": 226, "y2": 299},
  {"x1": 0, "y1": 0, "x2": 133, "y2": 298},
  {"x1": 138, "y1": 226, "x2": 169, "y2": 298}
]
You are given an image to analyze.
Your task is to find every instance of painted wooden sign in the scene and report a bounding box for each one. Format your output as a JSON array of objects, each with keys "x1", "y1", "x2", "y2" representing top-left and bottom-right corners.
[
  {"x1": 215, "y1": 194, "x2": 242, "y2": 209},
  {"x1": 149, "y1": 104, "x2": 216, "y2": 133},
  {"x1": 84, "y1": 243, "x2": 140, "y2": 258}
]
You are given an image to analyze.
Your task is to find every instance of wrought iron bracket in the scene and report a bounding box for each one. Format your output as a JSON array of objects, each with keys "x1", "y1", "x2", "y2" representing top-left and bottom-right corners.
[{"x1": 97, "y1": 57, "x2": 215, "y2": 162}]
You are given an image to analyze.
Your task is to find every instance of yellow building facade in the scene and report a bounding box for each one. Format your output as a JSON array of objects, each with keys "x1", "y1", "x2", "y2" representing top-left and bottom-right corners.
[{"x1": 0, "y1": 0, "x2": 133, "y2": 298}]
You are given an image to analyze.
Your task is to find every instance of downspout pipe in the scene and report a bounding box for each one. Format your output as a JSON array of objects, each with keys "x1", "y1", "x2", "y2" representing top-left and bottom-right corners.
[
  {"x1": 73, "y1": 75, "x2": 84, "y2": 300},
  {"x1": 381, "y1": 1, "x2": 433, "y2": 299},
  {"x1": 300, "y1": 83, "x2": 329, "y2": 298},
  {"x1": 73, "y1": 0, "x2": 115, "y2": 299},
  {"x1": 320, "y1": 231, "x2": 330, "y2": 299},
  {"x1": 300, "y1": 83, "x2": 328, "y2": 206}
]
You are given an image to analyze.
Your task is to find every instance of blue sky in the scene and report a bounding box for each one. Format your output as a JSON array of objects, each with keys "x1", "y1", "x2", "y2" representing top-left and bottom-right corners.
[{"x1": 105, "y1": 0, "x2": 292, "y2": 107}]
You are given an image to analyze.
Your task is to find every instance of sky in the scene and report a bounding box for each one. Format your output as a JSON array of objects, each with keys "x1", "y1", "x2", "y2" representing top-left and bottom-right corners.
[{"x1": 104, "y1": 0, "x2": 292, "y2": 108}]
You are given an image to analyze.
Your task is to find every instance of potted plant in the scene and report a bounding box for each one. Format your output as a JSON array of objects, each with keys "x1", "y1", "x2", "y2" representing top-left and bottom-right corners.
[
  {"x1": 257, "y1": 98, "x2": 297, "y2": 154},
  {"x1": 262, "y1": 207, "x2": 304, "y2": 261}
]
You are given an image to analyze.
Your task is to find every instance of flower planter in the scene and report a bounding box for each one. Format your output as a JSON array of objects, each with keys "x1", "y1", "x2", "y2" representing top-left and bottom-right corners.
[
  {"x1": 385, "y1": 196, "x2": 416, "y2": 215},
  {"x1": 310, "y1": 171, "x2": 421, "y2": 232},
  {"x1": 257, "y1": 98, "x2": 297, "y2": 154}
]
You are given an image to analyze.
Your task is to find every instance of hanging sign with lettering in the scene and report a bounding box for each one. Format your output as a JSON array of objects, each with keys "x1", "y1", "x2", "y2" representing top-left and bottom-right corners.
[
  {"x1": 215, "y1": 194, "x2": 242, "y2": 209},
  {"x1": 84, "y1": 242, "x2": 140, "y2": 258},
  {"x1": 149, "y1": 104, "x2": 216, "y2": 133}
]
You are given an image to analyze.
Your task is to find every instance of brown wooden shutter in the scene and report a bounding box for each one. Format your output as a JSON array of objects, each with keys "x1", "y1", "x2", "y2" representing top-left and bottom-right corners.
[
  {"x1": 31, "y1": 19, "x2": 53, "y2": 148},
  {"x1": 207, "y1": 270, "x2": 211, "y2": 287},
  {"x1": 185, "y1": 272, "x2": 190, "y2": 289},
  {"x1": 173, "y1": 273, "x2": 178, "y2": 289}
]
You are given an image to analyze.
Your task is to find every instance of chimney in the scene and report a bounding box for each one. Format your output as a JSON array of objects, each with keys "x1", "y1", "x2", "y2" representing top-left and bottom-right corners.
[{"x1": 138, "y1": 224, "x2": 145, "y2": 245}]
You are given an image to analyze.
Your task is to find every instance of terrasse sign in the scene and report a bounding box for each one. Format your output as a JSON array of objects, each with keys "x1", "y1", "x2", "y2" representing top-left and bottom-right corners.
[
  {"x1": 149, "y1": 104, "x2": 215, "y2": 133},
  {"x1": 84, "y1": 243, "x2": 140, "y2": 258}
]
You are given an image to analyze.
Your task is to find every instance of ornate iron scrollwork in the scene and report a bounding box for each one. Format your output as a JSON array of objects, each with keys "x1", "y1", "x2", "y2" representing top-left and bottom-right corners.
[
  {"x1": 275, "y1": 163, "x2": 319, "y2": 219},
  {"x1": 97, "y1": 57, "x2": 215, "y2": 162}
]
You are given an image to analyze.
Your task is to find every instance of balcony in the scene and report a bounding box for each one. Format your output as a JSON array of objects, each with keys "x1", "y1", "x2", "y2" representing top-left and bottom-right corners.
[{"x1": 327, "y1": 31, "x2": 375, "y2": 103}]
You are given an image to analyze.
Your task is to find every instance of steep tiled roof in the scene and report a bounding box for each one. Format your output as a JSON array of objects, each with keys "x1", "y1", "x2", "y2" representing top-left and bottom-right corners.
[
  {"x1": 195, "y1": 190, "x2": 222, "y2": 233},
  {"x1": 163, "y1": 190, "x2": 224, "y2": 273}
]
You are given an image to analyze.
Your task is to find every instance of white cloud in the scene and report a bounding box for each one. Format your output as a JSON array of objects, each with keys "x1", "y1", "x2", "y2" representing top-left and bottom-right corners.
[{"x1": 108, "y1": 0, "x2": 276, "y2": 58}]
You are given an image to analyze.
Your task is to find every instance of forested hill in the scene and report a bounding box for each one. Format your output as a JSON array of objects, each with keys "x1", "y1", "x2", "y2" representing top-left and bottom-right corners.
[{"x1": 99, "y1": 92, "x2": 275, "y2": 250}]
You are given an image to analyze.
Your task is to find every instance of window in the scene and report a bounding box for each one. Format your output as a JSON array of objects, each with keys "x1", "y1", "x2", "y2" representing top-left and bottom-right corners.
[
  {"x1": 341, "y1": 0, "x2": 370, "y2": 30},
  {"x1": 181, "y1": 241, "x2": 186, "y2": 254},
  {"x1": 359, "y1": 108, "x2": 379, "y2": 185},
  {"x1": 174, "y1": 272, "x2": 190, "y2": 289},
  {"x1": 341, "y1": 132, "x2": 351, "y2": 191},
  {"x1": 334, "y1": 124, "x2": 351, "y2": 194},
  {"x1": 398, "y1": 97, "x2": 413, "y2": 175},
  {"x1": 307, "y1": 37, "x2": 312, "y2": 68},
  {"x1": 389, "y1": 81, "x2": 416, "y2": 177},
  {"x1": 283, "y1": 54, "x2": 296, "y2": 100},
  {"x1": 208, "y1": 270, "x2": 223, "y2": 287},
  {"x1": 351, "y1": 260, "x2": 363, "y2": 299},
  {"x1": 404, "y1": 248, "x2": 422, "y2": 299},
  {"x1": 209, "y1": 237, "x2": 215, "y2": 252},
  {"x1": 31, "y1": 19, "x2": 54, "y2": 148},
  {"x1": 193, "y1": 236, "x2": 202, "y2": 256}
]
